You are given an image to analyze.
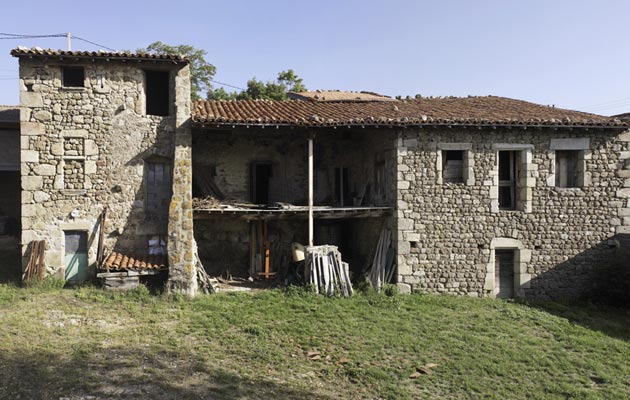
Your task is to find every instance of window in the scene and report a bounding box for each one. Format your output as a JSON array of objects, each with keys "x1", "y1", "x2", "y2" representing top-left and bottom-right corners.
[
  {"x1": 250, "y1": 161, "x2": 273, "y2": 204},
  {"x1": 62, "y1": 67, "x2": 85, "y2": 87},
  {"x1": 442, "y1": 150, "x2": 464, "y2": 183},
  {"x1": 145, "y1": 70, "x2": 170, "y2": 116},
  {"x1": 555, "y1": 150, "x2": 579, "y2": 188},
  {"x1": 145, "y1": 159, "x2": 172, "y2": 219},
  {"x1": 498, "y1": 151, "x2": 518, "y2": 210}
]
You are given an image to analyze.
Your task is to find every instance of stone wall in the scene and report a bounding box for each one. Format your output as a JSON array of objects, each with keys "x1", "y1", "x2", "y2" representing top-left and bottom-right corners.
[
  {"x1": 192, "y1": 128, "x2": 398, "y2": 279},
  {"x1": 17, "y1": 57, "x2": 187, "y2": 280},
  {"x1": 193, "y1": 129, "x2": 396, "y2": 207},
  {"x1": 395, "y1": 127, "x2": 630, "y2": 298}
]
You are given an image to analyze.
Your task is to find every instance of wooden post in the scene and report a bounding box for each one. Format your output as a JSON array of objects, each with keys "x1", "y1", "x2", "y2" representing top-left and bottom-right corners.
[
  {"x1": 308, "y1": 137, "x2": 314, "y2": 247},
  {"x1": 66, "y1": 32, "x2": 71, "y2": 51}
]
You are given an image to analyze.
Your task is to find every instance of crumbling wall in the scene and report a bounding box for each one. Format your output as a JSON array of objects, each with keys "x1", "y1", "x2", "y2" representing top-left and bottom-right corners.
[
  {"x1": 17, "y1": 57, "x2": 184, "y2": 279},
  {"x1": 395, "y1": 127, "x2": 630, "y2": 298}
]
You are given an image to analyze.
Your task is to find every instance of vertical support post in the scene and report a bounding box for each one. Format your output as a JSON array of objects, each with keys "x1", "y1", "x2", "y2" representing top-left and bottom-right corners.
[
  {"x1": 308, "y1": 136, "x2": 314, "y2": 247},
  {"x1": 66, "y1": 32, "x2": 71, "y2": 51}
]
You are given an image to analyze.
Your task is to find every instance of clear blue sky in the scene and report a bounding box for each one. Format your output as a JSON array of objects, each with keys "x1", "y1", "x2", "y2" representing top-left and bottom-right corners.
[{"x1": 1, "y1": 0, "x2": 629, "y2": 115}]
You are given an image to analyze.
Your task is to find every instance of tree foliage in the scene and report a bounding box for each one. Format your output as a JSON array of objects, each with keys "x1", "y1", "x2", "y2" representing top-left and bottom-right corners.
[
  {"x1": 137, "y1": 41, "x2": 216, "y2": 101},
  {"x1": 207, "y1": 69, "x2": 307, "y2": 101}
]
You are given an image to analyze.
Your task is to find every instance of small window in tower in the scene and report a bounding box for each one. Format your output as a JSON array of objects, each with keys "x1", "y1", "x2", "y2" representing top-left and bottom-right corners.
[
  {"x1": 442, "y1": 150, "x2": 464, "y2": 183},
  {"x1": 145, "y1": 70, "x2": 170, "y2": 116},
  {"x1": 62, "y1": 67, "x2": 85, "y2": 87},
  {"x1": 555, "y1": 150, "x2": 579, "y2": 188}
]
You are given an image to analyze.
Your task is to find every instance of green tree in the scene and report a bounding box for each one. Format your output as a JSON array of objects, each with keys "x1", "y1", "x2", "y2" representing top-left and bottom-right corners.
[
  {"x1": 207, "y1": 69, "x2": 307, "y2": 101},
  {"x1": 138, "y1": 41, "x2": 216, "y2": 101}
]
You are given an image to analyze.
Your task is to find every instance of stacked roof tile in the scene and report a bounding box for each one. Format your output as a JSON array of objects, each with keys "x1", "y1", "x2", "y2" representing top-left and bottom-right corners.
[
  {"x1": 193, "y1": 96, "x2": 620, "y2": 127},
  {"x1": 101, "y1": 252, "x2": 167, "y2": 271},
  {"x1": 11, "y1": 47, "x2": 188, "y2": 63}
]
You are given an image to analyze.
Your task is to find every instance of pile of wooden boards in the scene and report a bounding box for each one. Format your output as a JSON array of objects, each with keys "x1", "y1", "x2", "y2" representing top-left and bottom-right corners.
[
  {"x1": 22, "y1": 240, "x2": 46, "y2": 283},
  {"x1": 249, "y1": 221, "x2": 287, "y2": 279},
  {"x1": 368, "y1": 228, "x2": 396, "y2": 290},
  {"x1": 305, "y1": 245, "x2": 353, "y2": 297}
]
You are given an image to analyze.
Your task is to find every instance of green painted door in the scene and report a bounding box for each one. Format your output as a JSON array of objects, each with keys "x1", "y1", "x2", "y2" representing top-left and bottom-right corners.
[{"x1": 64, "y1": 231, "x2": 88, "y2": 283}]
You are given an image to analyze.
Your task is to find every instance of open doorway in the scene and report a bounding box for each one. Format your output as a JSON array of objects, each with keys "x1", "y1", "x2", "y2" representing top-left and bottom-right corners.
[{"x1": 250, "y1": 161, "x2": 273, "y2": 205}]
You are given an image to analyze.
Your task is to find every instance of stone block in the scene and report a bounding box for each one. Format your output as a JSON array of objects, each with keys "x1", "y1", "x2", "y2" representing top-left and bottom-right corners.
[
  {"x1": 549, "y1": 138, "x2": 590, "y2": 150},
  {"x1": 617, "y1": 188, "x2": 630, "y2": 198},
  {"x1": 51, "y1": 143, "x2": 64, "y2": 156},
  {"x1": 32, "y1": 110, "x2": 52, "y2": 121},
  {"x1": 84, "y1": 161, "x2": 97, "y2": 174},
  {"x1": 22, "y1": 176, "x2": 43, "y2": 190},
  {"x1": 21, "y1": 121, "x2": 45, "y2": 136},
  {"x1": 20, "y1": 92, "x2": 43, "y2": 108},
  {"x1": 84, "y1": 140, "x2": 98, "y2": 156},
  {"x1": 616, "y1": 226, "x2": 630, "y2": 234},
  {"x1": 33, "y1": 164, "x2": 56, "y2": 176},
  {"x1": 403, "y1": 138, "x2": 418, "y2": 148},
  {"x1": 61, "y1": 129, "x2": 88, "y2": 138},
  {"x1": 398, "y1": 218, "x2": 414, "y2": 230},
  {"x1": 398, "y1": 241, "x2": 411, "y2": 256},
  {"x1": 33, "y1": 191, "x2": 50, "y2": 203},
  {"x1": 403, "y1": 232, "x2": 420, "y2": 242},
  {"x1": 397, "y1": 283, "x2": 412, "y2": 294},
  {"x1": 397, "y1": 180, "x2": 410, "y2": 190},
  {"x1": 618, "y1": 130, "x2": 630, "y2": 142},
  {"x1": 22, "y1": 150, "x2": 39, "y2": 163}
]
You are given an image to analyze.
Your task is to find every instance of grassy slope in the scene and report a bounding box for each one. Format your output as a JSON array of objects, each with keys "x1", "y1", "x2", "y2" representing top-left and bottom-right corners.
[{"x1": 0, "y1": 285, "x2": 628, "y2": 400}]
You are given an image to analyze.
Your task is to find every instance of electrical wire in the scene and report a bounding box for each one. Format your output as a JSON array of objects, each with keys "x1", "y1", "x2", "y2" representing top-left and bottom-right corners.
[
  {"x1": 210, "y1": 80, "x2": 246, "y2": 91},
  {"x1": 70, "y1": 35, "x2": 116, "y2": 52}
]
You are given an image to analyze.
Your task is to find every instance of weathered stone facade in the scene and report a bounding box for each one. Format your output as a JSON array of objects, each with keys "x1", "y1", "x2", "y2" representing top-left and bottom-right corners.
[
  {"x1": 15, "y1": 53, "x2": 194, "y2": 293},
  {"x1": 395, "y1": 127, "x2": 630, "y2": 298}
]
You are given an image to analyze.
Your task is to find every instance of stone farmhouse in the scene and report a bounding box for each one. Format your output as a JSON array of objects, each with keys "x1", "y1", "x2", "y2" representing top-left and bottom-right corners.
[{"x1": 3, "y1": 47, "x2": 630, "y2": 298}]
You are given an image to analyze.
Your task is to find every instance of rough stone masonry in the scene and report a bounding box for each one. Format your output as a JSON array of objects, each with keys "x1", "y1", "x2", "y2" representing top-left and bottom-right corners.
[{"x1": 13, "y1": 49, "x2": 196, "y2": 295}]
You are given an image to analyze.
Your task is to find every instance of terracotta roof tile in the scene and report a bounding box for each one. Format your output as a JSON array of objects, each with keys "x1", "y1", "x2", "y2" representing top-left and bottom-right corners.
[
  {"x1": 193, "y1": 96, "x2": 621, "y2": 127},
  {"x1": 101, "y1": 251, "x2": 167, "y2": 271},
  {"x1": 288, "y1": 90, "x2": 396, "y2": 102},
  {"x1": 11, "y1": 47, "x2": 189, "y2": 63}
]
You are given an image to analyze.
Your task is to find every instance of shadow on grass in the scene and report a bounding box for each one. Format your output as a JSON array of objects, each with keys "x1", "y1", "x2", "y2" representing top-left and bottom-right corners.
[
  {"x1": 523, "y1": 300, "x2": 630, "y2": 342},
  {"x1": 0, "y1": 346, "x2": 331, "y2": 400}
]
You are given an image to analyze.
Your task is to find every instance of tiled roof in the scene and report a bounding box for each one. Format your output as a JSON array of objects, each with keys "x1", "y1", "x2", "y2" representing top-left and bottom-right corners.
[
  {"x1": 287, "y1": 90, "x2": 396, "y2": 102},
  {"x1": 11, "y1": 47, "x2": 189, "y2": 63},
  {"x1": 101, "y1": 252, "x2": 167, "y2": 271},
  {"x1": 0, "y1": 106, "x2": 19, "y2": 124},
  {"x1": 193, "y1": 96, "x2": 621, "y2": 127}
]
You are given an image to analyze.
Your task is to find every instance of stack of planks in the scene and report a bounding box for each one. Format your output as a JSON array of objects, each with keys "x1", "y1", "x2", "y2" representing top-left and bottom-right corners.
[
  {"x1": 305, "y1": 245, "x2": 353, "y2": 297},
  {"x1": 22, "y1": 240, "x2": 46, "y2": 283},
  {"x1": 368, "y1": 228, "x2": 396, "y2": 291},
  {"x1": 249, "y1": 221, "x2": 278, "y2": 279}
]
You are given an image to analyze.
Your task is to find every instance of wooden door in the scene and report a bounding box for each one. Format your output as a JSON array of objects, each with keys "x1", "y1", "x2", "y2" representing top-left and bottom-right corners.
[
  {"x1": 495, "y1": 249, "x2": 515, "y2": 299},
  {"x1": 64, "y1": 231, "x2": 88, "y2": 283}
]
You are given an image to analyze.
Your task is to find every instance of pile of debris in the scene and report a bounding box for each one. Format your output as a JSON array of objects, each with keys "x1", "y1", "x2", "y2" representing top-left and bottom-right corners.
[{"x1": 305, "y1": 245, "x2": 353, "y2": 297}]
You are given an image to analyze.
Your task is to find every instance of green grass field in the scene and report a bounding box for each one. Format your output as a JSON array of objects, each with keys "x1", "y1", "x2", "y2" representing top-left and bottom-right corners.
[{"x1": 0, "y1": 284, "x2": 628, "y2": 399}]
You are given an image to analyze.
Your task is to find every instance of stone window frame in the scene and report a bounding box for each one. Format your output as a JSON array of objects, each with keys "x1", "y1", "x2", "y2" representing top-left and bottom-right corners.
[
  {"x1": 547, "y1": 138, "x2": 591, "y2": 189},
  {"x1": 489, "y1": 144, "x2": 535, "y2": 213},
  {"x1": 436, "y1": 143, "x2": 475, "y2": 185},
  {"x1": 483, "y1": 237, "x2": 531, "y2": 298}
]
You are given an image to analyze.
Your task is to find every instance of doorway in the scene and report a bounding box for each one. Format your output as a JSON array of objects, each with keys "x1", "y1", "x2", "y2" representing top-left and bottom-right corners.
[
  {"x1": 64, "y1": 231, "x2": 89, "y2": 283},
  {"x1": 494, "y1": 249, "x2": 515, "y2": 299}
]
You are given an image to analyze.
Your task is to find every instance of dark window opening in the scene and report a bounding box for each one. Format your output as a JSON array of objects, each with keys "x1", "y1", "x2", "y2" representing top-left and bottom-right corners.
[
  {"x1": 334, "y1": 167, "x2": 350, "y2": 206},
  {"x1": 555, "y1": 150, "x2": 579, "y2": 188},
  {"x1": 442, "y1": 150, "x2": 464, "y2": 183},
  {"x1": 495, "y1": 249, "x2": 515, "y2": 299},
  {"x1": 498, "y1": 151, "x2": 518, "y2": 210},
  {"x1": 62, "y1": 67, "x2": 85, "y2": 88},
  {"x1": 145, "y1": 70, "x2": 170, "y2": 116},
  {"x1": 251, "y1": 162, "x2": 273, "y2": 204},
  {"x1": 145, "y1": 160, "x2": 172, "y2": 222}
]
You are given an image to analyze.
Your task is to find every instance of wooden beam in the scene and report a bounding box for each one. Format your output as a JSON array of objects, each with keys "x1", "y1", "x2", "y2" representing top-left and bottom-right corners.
[{"x1": 308, "y1": 136, "x2": 314, "y2": 247}]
